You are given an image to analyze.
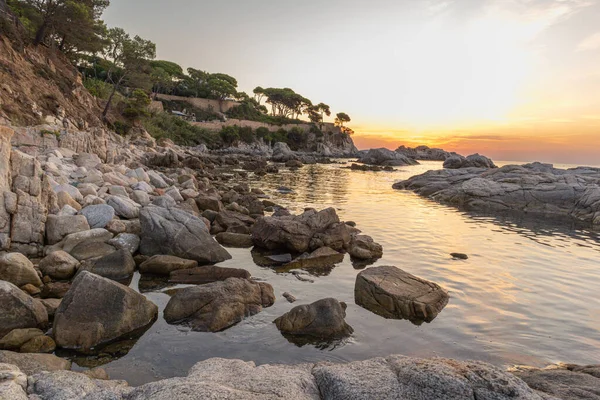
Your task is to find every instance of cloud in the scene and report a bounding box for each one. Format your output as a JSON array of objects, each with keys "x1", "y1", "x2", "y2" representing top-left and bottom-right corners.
[{"x1": 576, "y1": 32, "x2": 600, "y2": 51}]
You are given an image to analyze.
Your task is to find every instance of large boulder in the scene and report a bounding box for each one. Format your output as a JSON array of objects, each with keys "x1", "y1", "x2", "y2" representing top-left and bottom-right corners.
[
  {"x1": 106, "y1": 195, "x2": 140, "y2": 219},
  {"x1": 274, "y1": 298, "x2": 353, "y2": 340},
  {"x1": 45, "y1": 215, "x2": 90, "y2": 245},
  {"x1": 0, "y1": 281, "x2": 48, "y2": 337},
  {"x1": 79, "y1": 204, "x2": 115, "y2": 229},
  {"x1": 252, "y1": 207, "x2": 342, "y2": 253},
  {"x1": 38, "y1": 251, "x2": 79, "y2": 280},
  {"x1": 53, "y1": 271, "x2": 158, "y2": 351},
  {"x1": 271, "y1": 142, "x2": 296, "y2": 162},
  {"x1": 139, "y1": 206, "x2": 231, "y2": 264},
  {"x1": 164, "y1": 278, "x2": 275, "y2": 332},
  {"x1": 513, "y1": 364, "x2": 600, "y2": 400},
  {"x1": 347, "y1": 235, "x2": 383, "y2": 260},
  {"x1": 443, "y1": 153, "x2": 497, "y2": 169},
  {"x1": 355, "y1": 266, "x2": 449, "y2": 323},
  {"x1": 0, "y1": 252, "x2": 42, "y2": 287},
  {"x1": 139, "y1": 254, "x2": 197, "y2": 275},
  {"x1": 85, "y1": 249, "x2": 136, "y2": 282},
  {"x1": 357, "y1": 148, "x2": 419, "y2": 166}
]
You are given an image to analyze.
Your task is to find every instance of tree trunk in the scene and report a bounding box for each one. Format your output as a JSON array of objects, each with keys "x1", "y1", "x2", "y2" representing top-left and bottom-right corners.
[
  {"x1": 34, "y1": 21, "x2": 49, "y2": 45},
  {"x1": 102, "y1": 84, "x2": 118, "y2": 118}
]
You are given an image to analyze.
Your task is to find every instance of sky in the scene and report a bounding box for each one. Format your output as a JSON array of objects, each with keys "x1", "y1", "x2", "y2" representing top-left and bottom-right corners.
[{"x1": 104, "y1": 0, "x2": 600, "y2": 164}]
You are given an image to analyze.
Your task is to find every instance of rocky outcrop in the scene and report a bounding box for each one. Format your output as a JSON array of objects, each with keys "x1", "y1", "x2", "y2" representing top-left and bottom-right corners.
[
  {"x1": 443, "y1": 153, "x2": 497, "y2": 169},
  {"x1": 139, "y1": 205, "x2": 232, "y2": 264},
  {"x1": 53, "y1": 271, "x2": 158, "y2": 352},
  {"x1": 514, "y1": 364, "x2": 600, "y2": 400},
  {"x1": 355, "y1": 266, "x2": 449, "y2": 323},
  {"x1": 11, "y1": 355, "x2": 565, "y2": 399},
  {"x1": 274, "y1": 298, "x2": 353, "y2": 340},
  {"x1": 395, "y1": 145, "x2": 459, "y2": 161},
  {"x1": 0, "y1": 351, "x2": 71, "y2": 375},
  {"x1": 163, "y1": 278, "x2": 275, "y2": 332},
  {"x1": 394, "y1": 162, "x2": 600, "y2": 226},
  {"x1": 357, "y1": 148, "x2": 419, "y2": 166}
]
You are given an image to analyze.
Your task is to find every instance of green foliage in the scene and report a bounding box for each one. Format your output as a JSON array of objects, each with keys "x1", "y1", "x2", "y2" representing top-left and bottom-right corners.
[
  {"x1": 149, "y1": 60, "x2": 183, "y2": 77},
  {"x1": 263, "y1": 87, "x2": 312, "y2": 119},
  {"x1": 122, "y1": 89, "x2": 150, "y2": 120},
  {"x1": 142, "y1": 113, "x2": 219, "y2": 146},
  {"x1": 238, "y1": 126, "x2": 254, "y2": 144},
  {"x1": 335, "y1": 112, "x2": 351, "y2": 127},
  {"x1": 219, "y1": 126, "x2": 240, "y2": 146},
  {"x1": 255, "y1": 127, "x2": 270, "y2": 140},
  {"x1": 83, "y1": 77, "x2": 113, "y2": 99},
  {"x1": 286, "y1": 127, "x2": 307, "y2": 150},
  {"x1": 40, "y1": 129, "x2": 60, "y2": 138},
  {"x1": 113, "y1": 120, "x2": 131, "y2": 135}
]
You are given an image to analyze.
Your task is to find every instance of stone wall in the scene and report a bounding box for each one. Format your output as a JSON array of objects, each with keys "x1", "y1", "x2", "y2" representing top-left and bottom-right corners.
[
  {"x1": 192, "y1": 119, "x2": 341, "y2": 134},
  {"x1": 154, "y1": 93, "x2": 240, "y2": 113}
]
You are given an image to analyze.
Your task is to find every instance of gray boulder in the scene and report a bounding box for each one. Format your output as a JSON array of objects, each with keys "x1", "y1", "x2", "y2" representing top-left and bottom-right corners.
[
  {"x1": 355, "y1": 266, "x2": 449, "y2": 323},
  {"x1": 0, "y1": 253, "x2": 42, "y2": 287},
  {"x1": 443, "y1": 153, "x2": 497, "y2": 169},
  {"x1": 79, "y1": 204, "x2": 115, "y2": 229},
  {"x1": 164, "y1": 278, "x2": 275, "y2": 332},
  {"x1": 0, "y1": 281, "x2": 48, "y2": 337},
  {"x1": 139, "y1": 206, "x2": 231, "y2": 264},
  {"x1": 53, "y1": 271, "x2": 158, "y2": 351},
  {"x1": 274, "y1": 298, "x2": 353, "y2": 340},
  {"x1": 86, "y1": 249, "x2": 136, "y2": 282},
  {"x1": 108, "y1": 233, "x2": 140, "y2": 254},
  {"x1": 107, "y1": 195, "x2": 140, "y2": 219},
  {"x1": 358, "y1": 148, "x2": 419, "y2": 166}
]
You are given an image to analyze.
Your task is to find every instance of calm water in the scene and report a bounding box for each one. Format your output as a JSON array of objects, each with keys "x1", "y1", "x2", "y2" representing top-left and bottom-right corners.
[{"x1": 99, "y1": 161, "x2": 600, "y2": 385}]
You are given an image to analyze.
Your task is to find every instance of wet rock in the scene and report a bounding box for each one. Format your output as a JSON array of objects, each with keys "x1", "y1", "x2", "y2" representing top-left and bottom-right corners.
[
  {"x1": 252, "y1": 207, "x2": 340, "y2": 253},
  {"x1": 0, "y1": 281, "x2": 47, "y2": 337},
  {"x1": 169, "y1": 266, "x2": 251, "y2": 285},
  {"x1": 213, "y1": 210, "x2": 255, "y2": 234},
  {"x1": 274, "y1": 298, "x2": 353, "y2": 341},
  {"x1": 0, "y1": 328, "x2": 44, "y2": 350},
  {"x1": 0, "y1": 252, "x2": 42, "y2": 287},
  {"x1": 266, "y1": 253, "x2": 293, "y2": 264},
  {"x1": 139, "y1": 254, "x2": 197, "y2": 275},
  {"x1": 0, "y1": 351, "x2": 71, "y2": 375},
  {"x1": 348, "y1": 235, "x2": 383, "y2": 260},
  {"x1": 79, "y1": 204, "x2": 115, "y2": 229},
  {"x1": 86, "y1": 249, "x2": 136, "y2": 282},
  {"x1": 53, "y1": 271, "x2": 158, "y2": 352},
  {"x1": 20, "y1": 335, "x2": 56, "y2": 353},
  {"x1": 355, "y1": 266, "x2": 449, "y2": 323},
  {"x1": 286, "y1": 159, "x2": 303, "y2": 168},
  {"x1": 164, "y1": 278, "x2": 275, "y2": 332},
  {"x1": 215, "y1": 232, "x2": 254, "y2": 248},
  {"x1": 45, "y1": 215, "x2": 90, "y2": 245},
  {"x1": 451, "y1": 252, "x2": 469, "y2": 260},
  {"x1": 357, "y1": 148, "x2": 419, "y2": 166},
  {"x1": 284, "y1": 247, "x2": 344, "y2": 270},
  {"x1": 38, "y1": 251, "x2": 79, "y2": 280},
  {"x1": 139, "y1": 206, "x2": 231, "y2": 264}
]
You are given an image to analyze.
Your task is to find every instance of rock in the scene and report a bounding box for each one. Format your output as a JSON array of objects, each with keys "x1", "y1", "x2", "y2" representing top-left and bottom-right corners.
[
  {"x1": 107, "y1": 195, "x2": 140, "y2": 219},
  {"x1": 127, "y1": 358, "x2": 319, "y2": 400},
  {"x1": 164, "y1": 278, "x2": 275, "y2": 332},
  {"x1": 286, "y1": 159, "x2": 303, "y2": 168},
  {"x1": 45, "y1": 215, "x2": 90, "y2": 245},
  {"x1": 20, "y1": 335, "x2": 56, "y2": 353},
  {"x1": 139, "y1": 254, "x2": 197, "y2": 275},
  {"x1": 357, "y1": 148, "x2": 419, "y2": 166},
  {"x1": 57, "y1": 204, "x2": 78, "y2": 216},
  {"x1": 107, "y1": 233, "x2": 140, "y2": 254},
  {"x1": 252, "y1": 207, "x2": 341, "y2": 253},
  {"x1": 38, "y1": 251, "x2": 79, "y2": 280},
  {"x1": 20, "y1": 283, "x2": 40, "y2": 296},
  {"x1": 0, "y1": 281, "x2": 47, "y2": 337},
  {"x1": 147, "y1": 170, "x2": 168, "y2": 188},
  {"x1": 53, "y1": 184, "x2": 83, "y2": 203},
  {"x1": 56, "y1": 191, "x2": 81, "y2": 211},
  {"x1": 348, "y1": 235, "x2": 383, "y2": 260},
  {"x1": 451, "y1": 252, "x2": 469, "y2": 260},
  {"x1": 139, "y1": 206, "x2": 231, "y2": 264},
  {"x1": 0, "y1": 328, "x2": 43, "y2": 350},
  {"x1": 40, "y1": 282, "x2": 71, "y2": 299},
  {"x1": 169, "y1": 266, "x2": 251, "y2": 285},
  {"x1": 0, "y1": 351, "x2": 71, "y2": 375},
  {"x1": 82, "y1": 367, "x2": 110, "y2": 380},
  {"x1": 86, "y1": 249, "x2": 136, "y2": 282},
  {"x1": 70, "y1": 241, "x2": 116, "y2": 261},
  {"x1": 79, "y1": 204, "x2": 115, "y2": 229},
  {"x1": 215, "y1": 232, "x2": 254, "y2": 248},
  {"x1": 53, "y1": 271, "x2": 158, "y2": 351},
  {"x1": 514, "y1": 364, "x2": 600, "y2": 400},
  {"x1": 443, "y1": 153, "x2": 497, "y2": 169},
  {"x1": 0, "y1": 252, "x2": 42, "y2": 287},
  {"x1": 25, "y1": 370, "x2": 131, "y2": 399},
  {"x1": 272, "y1": 142, "x2": 296, "y2": 162},
  {"x1": 213, "y1": 210, "x2": 255, "y2": 234},
  {"x1": 0, "y1": 363, "x2": 27, "y2": 400},
  {"x1": 395, "y1": 145, "x2": 459, "y2": 161},
  {"x1": 195, "y1": 193, "x2": 223, "y2": 212},
  {"x1": 274, "y1": 298, "x2": 353, "y2": 340},
  {"x1": 355, "y1": 266, "x2": 449, "y2": 323},
  {"x1": 39, "y1": 298, "x2": 61, "y2": 318},
  {"x1": 283, "y1": 292, "x2": 297, "y2": 303},
  {"x1": 283, "y1": 247, "x2": 344, "y2": 271},
  {"x1": 58, "y1": 228, "x2": 113, "y2": 253},
  {"x1": 131, "y1": 190, "x2": 150, "y2": 206}
]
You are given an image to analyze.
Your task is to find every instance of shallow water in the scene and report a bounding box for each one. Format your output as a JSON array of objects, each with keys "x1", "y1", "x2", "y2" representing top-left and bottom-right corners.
[{"x1": 99, "y1": 160, "x2": 600, "y2": 385}]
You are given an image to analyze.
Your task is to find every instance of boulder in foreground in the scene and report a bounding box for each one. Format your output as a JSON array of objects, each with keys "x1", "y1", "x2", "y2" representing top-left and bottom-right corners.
[
  {"x1": 139, "y1": 206, "x2": 231, "y2": 264},
  {"x1": 164, "y1": 277, "x2": 275, "y2": 332},
  {"x1": 0, "y1": 281, "x2": 47, "y2": 338},
  {"x1": 53, "y1": 271, "x2": 158, "y2": 352},
  {"x1": 274, "y1": 298, "x2": 353, "y2": 340},
  {"x1": 355, "y1": 266, "x2": 449, "y2": 323}
]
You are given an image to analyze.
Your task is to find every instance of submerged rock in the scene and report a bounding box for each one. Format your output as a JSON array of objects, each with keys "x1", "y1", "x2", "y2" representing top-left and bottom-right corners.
[
  {"x1": 169, "y1": 266, "x2": 251, "y2": 285},
  {"x1": 282, "y1": 247, "x2": 344, "y2": 271},
  {"x1": 164, "y1": 278, "x2": 275, "y2": 332},
  {"x1": 53, "y1": 271, "x2": 158, "y2": 352},
  {"x1": 355, "y1": 266, "x2": 449, "y2": 323},
  {"x1": 274, "y1": 298, "x2": 353, "y2": 341}
]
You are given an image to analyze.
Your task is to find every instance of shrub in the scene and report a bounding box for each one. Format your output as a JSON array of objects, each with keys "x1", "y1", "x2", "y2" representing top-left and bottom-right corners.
[
  {"x1": 219, "y1": 126, "x2": 240, "y2": 145},
  {"x1": 83, "y1": 78, "x2": 113, "y2": 99},
  {"x1": 239, "y1": 126, "x2": 255, "y2": 144},
  {"x1": 286, "y1": 127, "x2": 307, "y2": 150},
  {"x1": 123, "y1": 89, "x2": 151, "y2": 120},
  {"x1": 142, "y1": 113, "x2": 219, "y2": 146},
  {"x1": 255, "y1": 127, "x2": 270, "y2": 140}
]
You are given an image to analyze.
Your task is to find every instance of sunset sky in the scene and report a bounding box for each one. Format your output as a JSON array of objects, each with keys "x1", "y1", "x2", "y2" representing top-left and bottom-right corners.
[{"x1": 104, "y1": 0, "x2": 600, "y2": 165}]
